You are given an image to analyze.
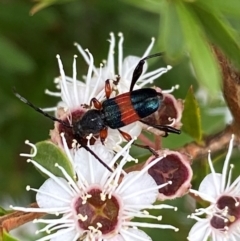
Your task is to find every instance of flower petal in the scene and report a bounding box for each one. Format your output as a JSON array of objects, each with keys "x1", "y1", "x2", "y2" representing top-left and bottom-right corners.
[
  {"x1": 60, "y1": 82, "x2": 87, "y2": 108},
  {"x1": 188, "y1": 219, "x2": 211, "y2": 241},
  {"x1": 107, "y1": 123, "x2": 142, "y2": 145},
  {"x1": 74, "y1": 144, "x2": 113, "y2": 184},
  {"x1": 120, "y1": 122, "x2": 142, "y2": 139},
  {"x1": 107, "y1": 234, "x2": 125, "y2": 241},
  {"x1": 37, "y1": 178, "x2": 72, "y2": 208},
  {"x1": 50, "y1": 229, "x2": 78, "y2": 241},
  {"x1": 198, "y1": 173, "x2": 222, "y2": 200},
  {"x1": 120, "y1": 228, "x2": 152, "y2": 241},
  {"x1": 117, "y1": 171, "x2": 158, "y2": 206}
]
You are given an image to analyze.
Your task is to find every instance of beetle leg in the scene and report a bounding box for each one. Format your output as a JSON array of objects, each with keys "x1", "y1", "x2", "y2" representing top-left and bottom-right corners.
[
  {"x1": 118, "y1": 129, "x2": 158, "y2": 157},
  {"x1": 113, "y1": 75, "x2": 120, "y2": 86},
  {"x1": 133, "y1": 143, "x2": 159, "y2": 157},
  {"x1": 162, "y1": 132, "x2": 168, "y2": 137},
  {"x1": 154, "y1": 125, "x2": 180, "y2": 135},
  {"x1": 90, "y1": 97, "x2": 102, "y2": 109},
  {"x1": 81, "y1": 103, "x2": 90, "y2": 109},
  {"x1": 105, "y1": 76, "x2": 120, "y2": 98},
  {"x1": 118, "y1": 129, "x2": 132, "y2": 141},
  {"x1": 100, "y1": 127, "x2": 108, "y2": 144},
  {"x1": 105, "y1": 79, "x2": 112, "y2": 99},
  {"x1": 140, "y1": 120, "x2": 181, "y2": 135}
]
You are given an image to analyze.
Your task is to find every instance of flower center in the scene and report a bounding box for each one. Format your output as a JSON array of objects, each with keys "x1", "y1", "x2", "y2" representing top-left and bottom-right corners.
[
  {"x1": 74, "y1": 188, "x2": 120, "y2": 235},
  {"x1": 148, "y1": 153, "x2": 189, "y2": 196},
  {"x1": 160, "y1": 96, "x2": 178, "y2": 125},
  {"x1": 210, "y1": 195, "x2": 240, "y2": 231}
]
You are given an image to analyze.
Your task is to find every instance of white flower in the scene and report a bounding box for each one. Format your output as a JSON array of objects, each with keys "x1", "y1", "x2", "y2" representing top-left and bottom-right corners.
[
  {"x1": 11, "y1": 137, "x2": 178, "y2": 241},
  {"x1": 188, "y1": 134, "x2": 240, "y2": 241},
  {"x1": 45, "y1": 33, "x2": 173, "y2": 151}
]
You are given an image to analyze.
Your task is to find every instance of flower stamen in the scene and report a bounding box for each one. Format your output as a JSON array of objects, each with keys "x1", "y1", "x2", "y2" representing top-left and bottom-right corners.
[{"x1": 20, "y1": 140, "x2": 37, "y2": 157}]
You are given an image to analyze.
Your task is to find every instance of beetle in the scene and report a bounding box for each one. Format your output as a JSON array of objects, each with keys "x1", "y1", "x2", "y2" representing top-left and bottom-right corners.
[
  {"x1": 86, "y1": 52, "x2": 180, "y2": 142},
  {"x1": 14, "y1": 52, "x2": 180, "y2": 172}
]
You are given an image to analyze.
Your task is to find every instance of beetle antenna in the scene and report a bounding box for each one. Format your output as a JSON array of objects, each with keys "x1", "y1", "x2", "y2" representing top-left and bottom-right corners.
[
  {"x1": 82, "y1": 145, "x2": 113, "y2": 172},
  {"x1": 13, "y1": 88, "x2": 72, "y2": 128},
  {"x1": 130, "y1": 52, "x2": 163, "y2": 92}
]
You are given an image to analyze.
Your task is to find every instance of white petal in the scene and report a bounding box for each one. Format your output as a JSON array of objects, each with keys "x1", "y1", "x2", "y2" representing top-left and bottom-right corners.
[
  {"x1": 199, "y1": 173, "x2": 222, "y2": 200},
  {"x1": 56, "y1": 101, "x2": 68, "y2": 111},
  {"x1": 228, "y1": 232, "x2": 239, "y2": 241},
  {"x1": 50, "y1": 229, "x2": 78, "y2": 241},
  {"x1": 107, "y1": 122, "x2": 142, "y2": 146},
  {"x1": 107, "y1": 234, "x2": 125, "y2": 241},
  {"x1": 74, "y1": 144, "x2": 113, "y2": 184},
  {"x1": 95, "y1": 66, "x2": 115, "y2": 84},
  {"x1": 117, "y1": 171, "x2": 158, "y2": 206},
  {"x1": 122, "y1": 55, "x2": 140, "y2": 69},
  {"x1": 105, "y1": 129, "x2": 123, "y2": 148},
  {"x1": 228, "y1": 176, "x2": 240, "y2": 195},
  {"x1": 120, "y1": 228, "x2": 152, "y2": 241},
  {"x1": 215, "y1": 235, "x2": 226, "y2": 241},
  {"x1": 87, "y1": 75, "x2": 106, "y2": 99},
  {"x1": 120, "y1": 122, "x2": 142, "y2": 139},
  {"x1": 188, "y1": 220, "x2": 211, "y2": 241},
  {"x1": 60, "y1": 82, "x2": 87, "y2": 108},
  {"x1": 122, "y1": 56, "x2": 142, "y2": 80},
  {"x1": 37, "y1": 178, "x2": 72, "y2": 208}
]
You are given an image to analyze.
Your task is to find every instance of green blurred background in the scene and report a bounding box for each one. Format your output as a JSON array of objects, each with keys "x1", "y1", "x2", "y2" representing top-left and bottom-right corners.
[{"x1": 0, "y1": 0, "x2": 238, "y2": 240}]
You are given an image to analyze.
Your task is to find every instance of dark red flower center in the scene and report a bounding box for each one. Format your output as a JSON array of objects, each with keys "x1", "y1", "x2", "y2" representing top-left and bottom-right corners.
[
  {"x1": 210, "y1": 195, "x2": 240, "y2": 231},
  {"x1": 74, "y1": 188, "x2": 120, "y2": 235},
  {"x1": 148, "y1": 153, "x2": 190, "y2": 196}
]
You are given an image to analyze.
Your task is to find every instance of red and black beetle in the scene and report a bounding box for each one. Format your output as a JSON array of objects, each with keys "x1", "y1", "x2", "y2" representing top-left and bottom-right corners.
[
  {"x1": 14, "y1": 53, "x2": 180, "y2": 171},
  {"x1": 83, "y1": 53, "x2": 180, "y2": 142}
]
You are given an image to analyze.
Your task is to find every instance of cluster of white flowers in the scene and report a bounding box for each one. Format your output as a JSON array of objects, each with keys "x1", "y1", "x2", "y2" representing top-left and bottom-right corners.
[
  {"x1": 11, "y1": 33, "x2": 182, "y2": 241},
  {"x1": 12, "y1": 136, "x2": 179, "y2": 241},
  {"x1": 11, "y1": 33, "x2": 240, "y2": 241}
]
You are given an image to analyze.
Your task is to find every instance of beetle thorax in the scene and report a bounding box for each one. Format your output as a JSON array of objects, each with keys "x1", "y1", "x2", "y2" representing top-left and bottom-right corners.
[{"x1": 73, "y1": 109, "x2": 106, "y2": 139}]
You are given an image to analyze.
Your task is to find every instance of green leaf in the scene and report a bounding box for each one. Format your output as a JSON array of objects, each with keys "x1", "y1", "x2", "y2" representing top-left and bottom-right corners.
[
  {"x1": 33, "y1": 141, "x2": 75, "y2": 180},
  {"x1": 193, "y1": 4, "x2": 240, "y2": 68},
  {"x1": 197, "y1": 0, "x2": 240, "y2": 19},
  {"x1": 175, "y1": 2, "x2": 221, "y2": 95},
  {"x1": 0, "y1": 207, "x2": 8, "y2": 216},
  {"x1": 182, "y1": 86, "x2": 202, "y2": 142},
  {"x1": 159, "y1": 1, "x2": 185, "y2": 61},
  {"x1": 2, "y1": 230, "x2": 19, "y2": 241}
]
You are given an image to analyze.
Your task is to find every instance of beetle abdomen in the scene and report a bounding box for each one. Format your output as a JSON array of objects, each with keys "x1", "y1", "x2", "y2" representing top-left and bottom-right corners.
[
  {"x1": 101, "y1": 97, "x2": 125, "y2": 129},
  {"x1": 102, "y1": 88, "x2": 162, "y2": 129},
  {"x1": 130, "y1": 88, "x2": 162, "y2": 118}
]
